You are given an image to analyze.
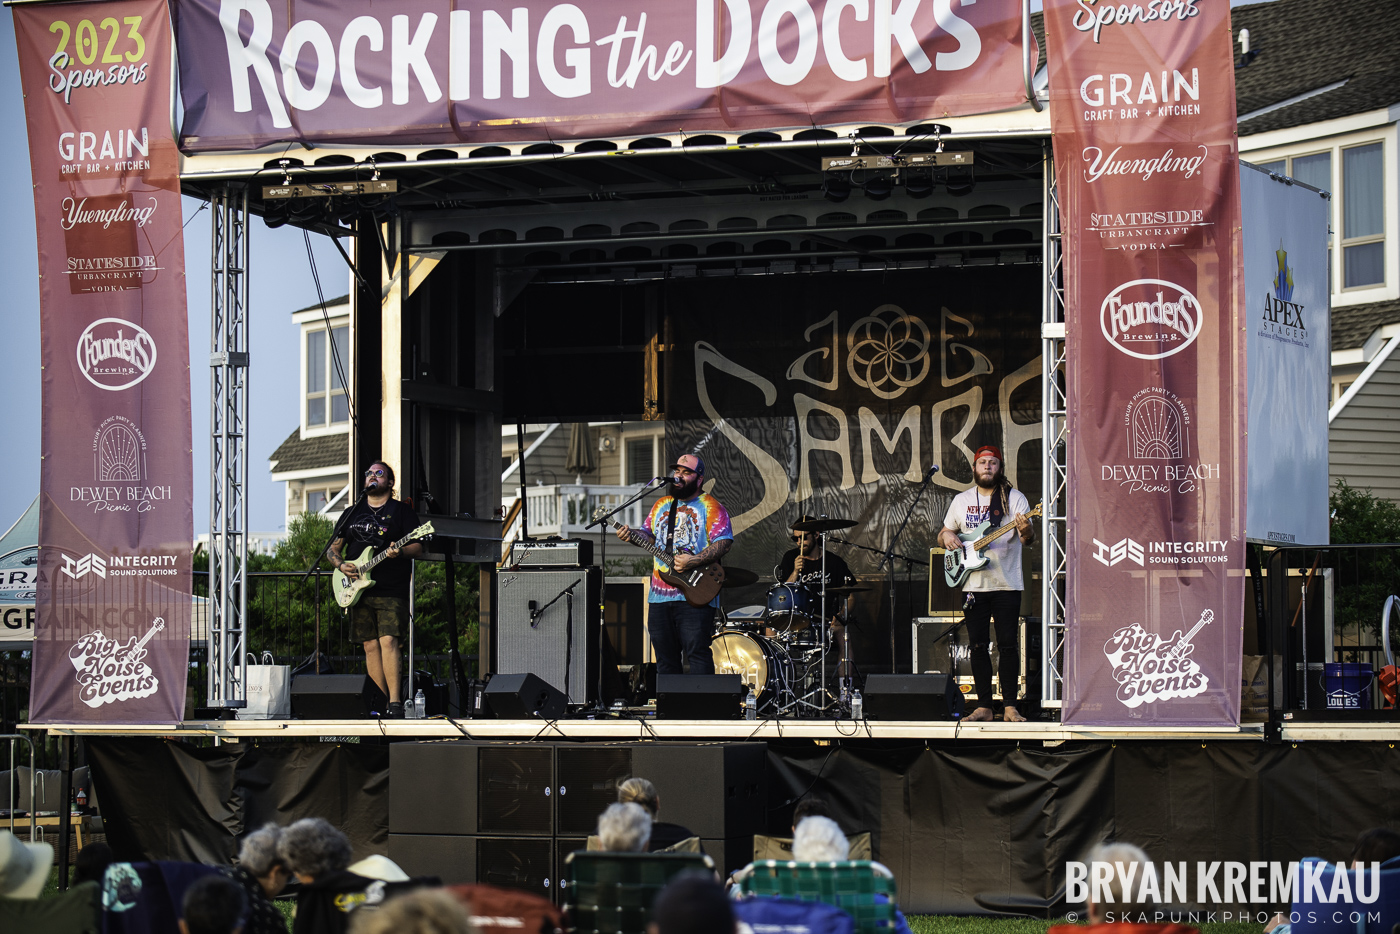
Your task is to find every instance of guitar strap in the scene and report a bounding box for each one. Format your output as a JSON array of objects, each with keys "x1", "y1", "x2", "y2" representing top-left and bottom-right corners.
[
  {"x1": 987, "y1": 484, "x2": 1007, "y2": 529},
  {"x1": 665, "y1": 497, "x2": 679, "y2": 555}
]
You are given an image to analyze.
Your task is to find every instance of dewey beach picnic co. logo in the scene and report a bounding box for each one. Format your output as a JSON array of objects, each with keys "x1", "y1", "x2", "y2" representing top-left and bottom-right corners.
[
  {"x1": 1103, "y1": 609, "x2": 1213, "y2": 707},
  {"x1": 67, "y1": 617, "x2": 163, "y2": 707}
]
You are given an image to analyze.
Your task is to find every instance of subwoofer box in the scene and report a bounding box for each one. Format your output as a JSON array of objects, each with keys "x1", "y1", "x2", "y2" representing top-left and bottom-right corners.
[{"x1": 290, "y1": 674, "x2": 383, "y2": 719}]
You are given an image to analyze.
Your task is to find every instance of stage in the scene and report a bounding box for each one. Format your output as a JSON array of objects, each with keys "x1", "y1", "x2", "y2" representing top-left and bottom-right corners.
[{"x1": 25, "y1": 717, "x2": 1398, "y2": 742}]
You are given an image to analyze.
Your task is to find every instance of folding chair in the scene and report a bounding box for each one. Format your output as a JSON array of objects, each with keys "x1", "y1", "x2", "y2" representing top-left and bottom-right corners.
[
  {"x1": 564, "y1": 850, "x2": 716, "y2": 934},
  {"x1": 734, "y1": 860, "x2": 897, "y2": 934}
]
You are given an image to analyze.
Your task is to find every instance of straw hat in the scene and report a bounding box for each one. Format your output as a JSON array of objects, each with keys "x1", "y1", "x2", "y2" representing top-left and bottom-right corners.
[{"x1": 0, "y1": 830, "x2": 54, "y2": 899}]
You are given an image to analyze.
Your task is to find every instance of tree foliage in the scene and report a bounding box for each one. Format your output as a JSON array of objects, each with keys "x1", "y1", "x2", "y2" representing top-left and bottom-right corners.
[{"x1": 1328, "y1": 479, "x2": 1400, "y2": 641}]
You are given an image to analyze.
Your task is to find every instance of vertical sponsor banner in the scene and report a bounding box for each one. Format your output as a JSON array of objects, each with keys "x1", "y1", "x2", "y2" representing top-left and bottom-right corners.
[
  {"x1": 1043, "y1": 1, "x2": 1246, "y2": 724},
  {"x1": 17, "y1": 0, "x2": 192, "y2": 723},
  {"x1": 1242, "y1": 167, "x2": 1330, "y2": 547}
]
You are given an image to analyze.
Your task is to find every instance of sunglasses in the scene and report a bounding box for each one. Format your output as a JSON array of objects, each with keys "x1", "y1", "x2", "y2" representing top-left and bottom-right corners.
[{"x1": 365, "y1": 468, "x2": 386, "y2": 478}]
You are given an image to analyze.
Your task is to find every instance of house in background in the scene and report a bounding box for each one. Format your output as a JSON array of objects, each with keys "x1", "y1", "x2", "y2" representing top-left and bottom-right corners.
[
  {"x1": 1229, "y1": 0, "x2": 1400, "y2": 498},
  {"x1": 269, "y1": 295, "x2": 353, "y2": 528}
]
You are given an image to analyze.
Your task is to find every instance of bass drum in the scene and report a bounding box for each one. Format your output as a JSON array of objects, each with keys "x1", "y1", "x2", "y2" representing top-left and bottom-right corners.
[{"x1": 711, "y1": 630, "x2": 792, "y2": 712}]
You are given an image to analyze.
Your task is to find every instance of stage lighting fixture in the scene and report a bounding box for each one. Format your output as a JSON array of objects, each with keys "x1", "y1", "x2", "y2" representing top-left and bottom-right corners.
[
  {"x1": 823, "y1": 176, "x2": 851, "y2": 203},
  {"x1": 905, "y1": 172, "x2": 934, "y2": 198},
  {"x1": 864, "y1": 175, "x2": 893, "y2": 201}
]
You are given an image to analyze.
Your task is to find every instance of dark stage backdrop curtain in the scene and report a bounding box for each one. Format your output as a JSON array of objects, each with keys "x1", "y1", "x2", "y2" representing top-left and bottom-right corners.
[
  {"x1": 86, "y1": 738, "x2": 1400, "y2": 915},
  {"x1": 87, "y1": 739, "x2": 389, "y2": 864}
]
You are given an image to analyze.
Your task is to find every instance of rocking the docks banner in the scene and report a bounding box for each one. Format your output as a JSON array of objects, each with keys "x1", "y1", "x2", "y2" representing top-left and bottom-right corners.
[
  {"x1": 1044, "y1": 0, "x2": 1246, "y2": 724},
  {"x1": 17, "y1": 0, "x2": 193, "y2": 723}
]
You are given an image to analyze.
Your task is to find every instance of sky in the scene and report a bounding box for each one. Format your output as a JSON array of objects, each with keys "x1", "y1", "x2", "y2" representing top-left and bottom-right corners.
[
  {"x1": 0, "y1": 8, "x2": 345, "y2": 537},
  {"x1": 0, "y1": 0, "x2": 1280, "y2": 538}
]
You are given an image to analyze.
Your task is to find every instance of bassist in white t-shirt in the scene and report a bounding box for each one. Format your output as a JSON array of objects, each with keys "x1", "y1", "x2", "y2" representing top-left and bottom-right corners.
[{"x1": 938, "y1": 445, "x2": 1034, "y2": 723}]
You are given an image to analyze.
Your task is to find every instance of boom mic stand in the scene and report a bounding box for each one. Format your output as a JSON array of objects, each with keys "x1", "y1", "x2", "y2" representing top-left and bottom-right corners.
[{"x1": 877, "y1": 465, "x2": 940, "y2": 675}]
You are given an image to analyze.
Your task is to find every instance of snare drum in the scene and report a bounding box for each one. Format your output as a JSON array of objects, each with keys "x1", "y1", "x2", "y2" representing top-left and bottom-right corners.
[
  {"x1": 711, "y1": 630, "x2": 792, "y2": 711},
  {"x1": 765, "y1": 583, "x2": 814, "y2": 633}
]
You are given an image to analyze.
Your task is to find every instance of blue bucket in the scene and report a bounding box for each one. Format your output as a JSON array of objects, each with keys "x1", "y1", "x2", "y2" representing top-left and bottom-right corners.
[{"x1": 1324, "y1": 663, "x2": 1373, "y2": 710}]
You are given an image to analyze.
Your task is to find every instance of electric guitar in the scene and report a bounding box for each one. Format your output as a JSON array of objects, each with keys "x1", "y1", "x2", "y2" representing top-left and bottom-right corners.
[
  {"x1": 943, "y1": 503, "x2": 1043, "y2": 588},
  {"x1": 594, "y1": 508, "x2": 725, "y2": 607},
  {"x1": 1161, "y1": 609, "x2": 1214, "y2": 660},
  {"x1": 117, "y1": 617, "x2": 165, "y2": 664},
  {"x1": 333, "y1": 522, "x2": 435, "y2": 608}
]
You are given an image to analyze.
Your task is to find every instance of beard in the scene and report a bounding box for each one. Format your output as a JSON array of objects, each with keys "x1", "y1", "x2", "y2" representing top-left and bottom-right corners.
[
  {"x1": 975, "y1": 471, "x2": 1002, "y2": 491},
  {"x1": 673, "y1": 476, "x2": 700, "y2": 499}
]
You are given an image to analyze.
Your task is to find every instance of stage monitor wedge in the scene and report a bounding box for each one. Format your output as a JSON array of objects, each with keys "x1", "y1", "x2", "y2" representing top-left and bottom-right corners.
[
  {"x1": 290, "y1": 674, "x2": 383, "y2": 719},
  {"x1": 655, "y1": 674, "x2": 744, "y2": 720},
  {"x1": 484, "y1": 673, "x2": 568, "y2": 721},
  {"x1": 862, "y1": 673, "x2": 964, "y2": 721}
]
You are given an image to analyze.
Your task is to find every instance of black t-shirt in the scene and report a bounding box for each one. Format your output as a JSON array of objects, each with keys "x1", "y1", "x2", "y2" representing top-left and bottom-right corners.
[
  {"x1": 338, "y1": 499, "x2": 417, "y2": 600},
  {"x1": 775, "y1": 548, "x2": 856, "y2": 590}
]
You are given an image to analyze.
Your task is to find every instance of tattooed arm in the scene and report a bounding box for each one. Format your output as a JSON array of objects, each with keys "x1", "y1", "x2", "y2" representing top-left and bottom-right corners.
[{"x1": 673, "y1": 537, "x2": 732, "y2": 571}]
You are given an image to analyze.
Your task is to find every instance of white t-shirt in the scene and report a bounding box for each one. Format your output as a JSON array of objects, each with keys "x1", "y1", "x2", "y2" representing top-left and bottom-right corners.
[{"x1": 942, "y1": 486, "x2": 1030, "y2": 592}]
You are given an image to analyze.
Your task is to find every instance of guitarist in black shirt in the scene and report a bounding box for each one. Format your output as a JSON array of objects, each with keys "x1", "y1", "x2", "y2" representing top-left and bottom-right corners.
[{"x1": 329, "y1": 462, "x2": 424, "y2": 718}]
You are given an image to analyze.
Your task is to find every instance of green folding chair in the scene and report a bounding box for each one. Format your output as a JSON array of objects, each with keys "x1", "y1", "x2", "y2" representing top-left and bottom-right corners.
[
  {"x1": 564, "y1": 850, "x2": 717, "y2": 934},
  {"x1": 734, "y1": 860, "x2": 898, "y2": 934}
]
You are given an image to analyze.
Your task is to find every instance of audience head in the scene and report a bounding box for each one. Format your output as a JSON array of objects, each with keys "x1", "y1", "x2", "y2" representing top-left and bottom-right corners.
[
  {"x1": 1083, "y1": 842, "x2": 1156, "y2": 922},
  {"x1": 348, "y1": 889, "x2": 472, "y2": 934},
  {"x1": 791, "y1": 796, "x2": 832, "y2": 832},
  {"x1": 598, "y1": 802, "x2": 652, "y2": 852},
  {"x1": 74, "y1": 841, "x2": 115, "y2": 886},
  {"x1": 792, "y1": 816, "x2": 849, "y2": 862},
  {"x1": 648, "y1": 872, "x2": 735, "y2": 934},
  {"x1": 1350, "y1": 828, "x2": 1400, "y2": 867},
  {"x1": 239, "y1": 823, "x2": 291, "y2": 897},
  {"x1": 179, "y1": 873, "x2": 247, "y2": 934},
  {"x1": 278, "y1": 817, "x2": 353, "y2": 883},
  {"x1": 618, "y1": 777, "x2": 660, "y2": 818},
  {"x1": 0, "y1": 831, "x2": 54, "y2": 899}
]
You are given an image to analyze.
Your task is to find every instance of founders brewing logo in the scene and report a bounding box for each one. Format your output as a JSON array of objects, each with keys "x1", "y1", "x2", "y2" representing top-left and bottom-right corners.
[
  {"x1": 68, "y1": 617, "x2": 163, "y2": 708},
  {"x1": 1103, "y1": 609, "x2": 1213, "y2": 707},
  {"x1": 77, "y1": 318, "x2": 156, "y2": 390},
  {"x1": 1260, "y1": 243, "x2": 1309, "y2": 347},
  {"x1": 1100, "y1": 278, "x2": 1203, "y2": 359}
]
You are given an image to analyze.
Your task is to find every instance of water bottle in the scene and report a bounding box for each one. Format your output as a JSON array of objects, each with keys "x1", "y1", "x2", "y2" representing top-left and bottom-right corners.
[
  {"x1": 744, "y1": 686, "x2": 758, "y2": 720},
  {"x1": 850, "y1": 689, "x2": 864, "y2": 721},
  {"x1": 413, "y1": 688, "x2": 427, "y2": 719}
]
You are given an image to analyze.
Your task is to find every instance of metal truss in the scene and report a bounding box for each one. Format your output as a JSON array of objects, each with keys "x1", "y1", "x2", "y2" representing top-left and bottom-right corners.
[
  {"x1": 208, "y1": 185, "x2": 250, "y2": 711},
  {"x1": 1040, "y1": 144, "x2": 1069, "y2": 708}
]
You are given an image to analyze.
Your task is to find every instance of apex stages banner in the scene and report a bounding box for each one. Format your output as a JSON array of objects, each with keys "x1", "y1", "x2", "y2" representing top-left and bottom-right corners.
[
  {"x1": 659, "y1": 266, "x2": 1042, "y2": 586},
  {"x1": 1242, "y1": 165, "x2": 1330, "y2": 547},
  {"x1": 17, "y1": 0, "x2": 193, "y2": 723},
  {"x1": 1043, "y1": 0, "x2": 1246, "y2": 724},
  {"x1": 173, "y1": 0, "x2": 1033, "y2": 151}
]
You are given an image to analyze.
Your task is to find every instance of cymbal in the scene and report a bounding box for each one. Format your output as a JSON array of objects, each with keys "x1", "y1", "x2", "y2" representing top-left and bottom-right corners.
[
  {"x1": 790, "y1": 517, "x2": 857, "y2": 532},
  {"x1": 721, "y1": 567, "x2": 760, "y2": 588},
  {"x1": 823, "y1": 584, "x2": 872, "y2": 595}
]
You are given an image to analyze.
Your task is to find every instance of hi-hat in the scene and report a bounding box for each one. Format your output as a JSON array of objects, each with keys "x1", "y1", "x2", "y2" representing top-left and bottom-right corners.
[
  {"x1": 790, "y1": 517, "x2": 857, "y2": 532},
  {"x1": 721, "y1": 567, "x2": 760, "y2": 588}
]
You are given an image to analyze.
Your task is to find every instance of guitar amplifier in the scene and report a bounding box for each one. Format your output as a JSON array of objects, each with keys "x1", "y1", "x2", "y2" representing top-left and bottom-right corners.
[
  {"x1": 505, "y1": 539, "x2": 594, "y2": 568},
  {"x1": 928, "y1": 547, "x2": 961, "y2": 613}
]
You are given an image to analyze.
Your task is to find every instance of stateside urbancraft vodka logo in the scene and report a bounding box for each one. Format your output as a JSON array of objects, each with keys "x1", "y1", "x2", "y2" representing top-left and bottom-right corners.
[{"x1": 77, "y1": 318, "x2": 156, "y2": 390}]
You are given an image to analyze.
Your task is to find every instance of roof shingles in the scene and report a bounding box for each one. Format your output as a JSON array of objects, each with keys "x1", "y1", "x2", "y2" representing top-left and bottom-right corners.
[{"x1": 270, "y1": 427, "x2": 350, "y2": 474}]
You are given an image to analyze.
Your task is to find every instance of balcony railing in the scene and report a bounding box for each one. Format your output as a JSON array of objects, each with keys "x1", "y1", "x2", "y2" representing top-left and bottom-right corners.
[{"x1": 504, "y1": 484, "x2": 662, "y2": 543}]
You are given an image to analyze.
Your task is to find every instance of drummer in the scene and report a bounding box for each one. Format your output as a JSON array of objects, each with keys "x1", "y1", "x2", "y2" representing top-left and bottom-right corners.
[{"x1": 774, "y1": 516, "x2": 858, "y2": 676}]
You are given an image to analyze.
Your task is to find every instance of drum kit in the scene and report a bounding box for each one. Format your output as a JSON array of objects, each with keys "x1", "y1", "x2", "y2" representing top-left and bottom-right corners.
[{"x1": 710, "y1": 516, "x2": 869, "y2": 718}]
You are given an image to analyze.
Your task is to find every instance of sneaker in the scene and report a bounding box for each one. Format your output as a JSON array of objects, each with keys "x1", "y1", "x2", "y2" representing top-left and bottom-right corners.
[{"x1": 388, "y1": 701, "x2": 404, "y2": 719}]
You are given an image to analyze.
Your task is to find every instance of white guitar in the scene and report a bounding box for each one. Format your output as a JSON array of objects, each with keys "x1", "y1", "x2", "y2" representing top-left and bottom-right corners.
[
  {"x1": 944, "y1": 504, "x2": 1043, "y2": 587},
  {"x1": 333, "y1": 522, "x2": 435, "y2": 608}
]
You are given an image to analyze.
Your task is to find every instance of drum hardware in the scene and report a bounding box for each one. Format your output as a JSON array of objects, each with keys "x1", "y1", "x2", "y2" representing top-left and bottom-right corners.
[
  {"x1": 790, "y1": 517, "x2": 858, "y2": 533},
  {"x1": 720, "y1": 567, "x2": 760, "y2": 588}
]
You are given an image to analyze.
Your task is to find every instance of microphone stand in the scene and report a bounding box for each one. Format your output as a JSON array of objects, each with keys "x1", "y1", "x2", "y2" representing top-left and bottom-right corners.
[
  {"x1": 300, "y1": 488, "x2": 366, "y2": 586},
  {"x1": 877, "y1": 466, "x2": 940, "y2": 675}
]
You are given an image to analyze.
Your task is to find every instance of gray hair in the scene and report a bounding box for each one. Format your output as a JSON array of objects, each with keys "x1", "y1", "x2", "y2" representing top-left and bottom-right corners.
[
  {"x1": 792, "y1": 816, "x2": 849, "y2": 862},
  {"x1": 349, "y1": 889, "x2": 472, "y2": 934},
  {"x1": 238, "y1": 823, "x2": 284, "y2": 878},
  {"x1": 277, "y1": 817, "x2": 353, "y2": 880},
  {"x1": 597, "y1": 802, "x2": 652, "y2": 853},
  {"x1": 1084, "y1": 842, "x2": 1156, "y2": 916},
  {"x1": 617, "y1": 778, "x2": 659, "y2": 817}
]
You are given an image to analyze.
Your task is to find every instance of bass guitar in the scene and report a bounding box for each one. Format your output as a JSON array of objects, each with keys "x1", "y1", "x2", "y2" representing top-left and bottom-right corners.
[
  {"x1": 943, "y1": 503, "x2": 1043, "y2": 588},
  {"x1": 594, "y1": 508, "x2": 724, "y2": 607},
  {"x1": 1161, "y1": 609, "x2": 1214, "y2": 660},
  {"x1": 333, "y1": 522, "x2": 436, "y2": 608}
]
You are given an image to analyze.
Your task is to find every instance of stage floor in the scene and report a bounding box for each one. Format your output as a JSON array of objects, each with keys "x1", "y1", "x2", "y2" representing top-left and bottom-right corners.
[{"x1": 23, "y1": 717, "x2": 1400, "y2": 742}]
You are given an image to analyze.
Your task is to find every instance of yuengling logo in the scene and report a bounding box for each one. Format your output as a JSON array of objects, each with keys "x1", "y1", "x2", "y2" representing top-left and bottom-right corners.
[
  {"x1": 1100, "y1": 279, "x2": 1203, "y2": 360},
  {"x1": 77, "y1": 318, "x2": 157, "y2": 390}
]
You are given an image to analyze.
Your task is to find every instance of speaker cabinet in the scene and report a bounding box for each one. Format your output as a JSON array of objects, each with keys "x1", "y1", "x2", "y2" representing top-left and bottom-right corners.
[
  {"x1": 484, "y1": 673, "x2": 568, "y2": 721},
  {"x1": 390, "y1": 743, "x2": 479, "y2": 835},
  {"x1": 862, "y1": 673, "x2": 964, "y2": 720},
  {"x1": 555, "y1": 746, "x2": 633, "y2": 836},
  {"x1": 479, "y1": 745, "x2": 555, "y2": 836},
  {"x1": 390, "y1": 834, "x2": 477, "y2": 885},
  {"x1": 630, "y1": 743, "x2": 765, "y2": 840},
  {"x1": 290, "y1": 674, "x2": 381, "y2": 719},
  {"x1": 494, "y1": 567, "x2": 602, "y2": 705},
  {"x1": 655, "y1": 674, "x2": 744, "y2": 719}
]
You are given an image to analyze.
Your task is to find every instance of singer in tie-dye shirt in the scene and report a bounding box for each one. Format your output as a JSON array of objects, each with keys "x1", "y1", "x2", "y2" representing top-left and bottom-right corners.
[{"x1": 615, "y1": 453, "x2": 733, "y2": 675}]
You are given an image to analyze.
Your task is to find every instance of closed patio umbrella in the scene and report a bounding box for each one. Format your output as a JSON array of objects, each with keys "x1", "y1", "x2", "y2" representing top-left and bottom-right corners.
[{"x1": 565, "y1": 423, "x2": 597, "y2": 480}]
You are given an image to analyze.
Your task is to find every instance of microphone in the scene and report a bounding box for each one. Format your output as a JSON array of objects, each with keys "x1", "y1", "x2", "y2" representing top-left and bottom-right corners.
[
  {"x1": 667, "y1": 475, "x2": 685, "y2": 487},
  {"x1": 925, "y1": 465, "x2": 940, "y2": 479}
]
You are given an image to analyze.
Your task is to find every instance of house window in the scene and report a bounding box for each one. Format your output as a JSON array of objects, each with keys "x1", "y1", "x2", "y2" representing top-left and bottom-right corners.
[
  {"x1": 625, "y1": 438, "x2": 654, "y2": 485},
  {"x1": 1342, "y1": 142, "x2": 1384, "y2": 288},
  {"x1": 1256, "y1": 159, "x2": 1285, "y2": 174},
  {"x1": 306, "y1": 489, "x2": 329, "y2": 513},
  {"x1": 1290, "y1": 152, "x2": 1333, "y2": 294},
  {"x1": 307, "y1": 325, "x2": 350, "y2": 427}
]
